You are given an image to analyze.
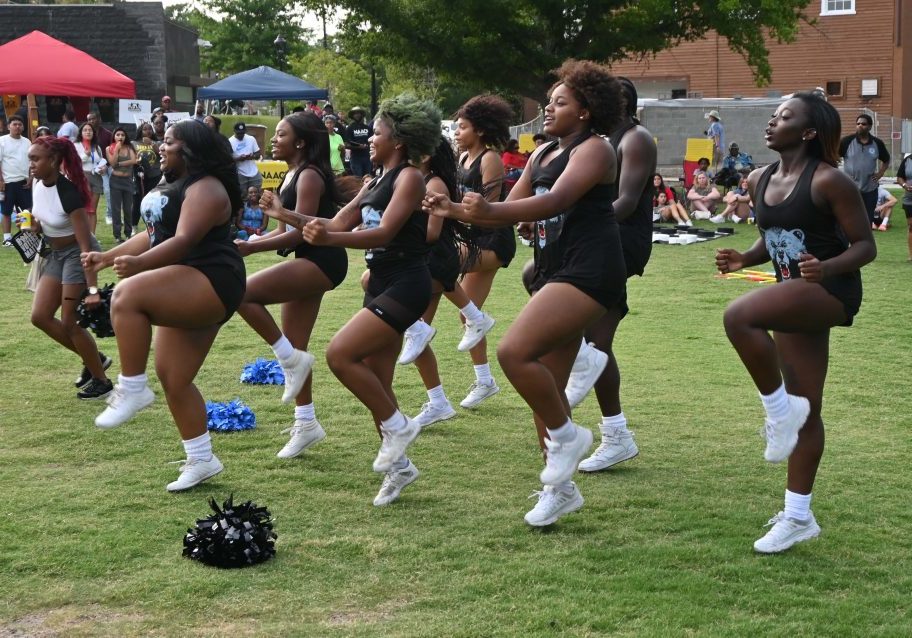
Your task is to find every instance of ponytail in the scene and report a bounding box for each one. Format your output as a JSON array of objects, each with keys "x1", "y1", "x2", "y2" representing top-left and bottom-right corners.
[{"x1": 32, "y1": 137, "x2": 92, "y2": 208}]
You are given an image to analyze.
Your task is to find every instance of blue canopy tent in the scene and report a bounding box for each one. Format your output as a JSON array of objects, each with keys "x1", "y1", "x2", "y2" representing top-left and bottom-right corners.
[{"x1": 198, "y1": 66, "x2": 328, "y2": 101}]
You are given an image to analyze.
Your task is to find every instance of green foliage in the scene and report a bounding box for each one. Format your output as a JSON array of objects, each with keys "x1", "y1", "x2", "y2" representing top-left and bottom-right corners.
[
  {"x1": 337, "y1": 0, "x2": 810, "y2": 101},
  {"x1": 289, "y1": 48, "x2": 372, "y2": 114}
]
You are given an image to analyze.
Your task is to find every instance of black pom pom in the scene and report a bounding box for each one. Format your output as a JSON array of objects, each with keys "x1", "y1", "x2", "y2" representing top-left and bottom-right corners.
[
  {"x1": 76, "y1": 283, "x2": 116, "y2": 338},
  {"x1": 182, "y1": 495, "x2": 277, "y2": 568}
]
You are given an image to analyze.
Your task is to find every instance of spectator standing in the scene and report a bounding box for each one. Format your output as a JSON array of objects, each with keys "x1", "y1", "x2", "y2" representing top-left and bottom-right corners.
[
  {"x1": 705, "y1": 109, "x2": 725, "y2": 168},
  {"x1": 134, "y1": 122, "x2": 162, "y2": 221},
  {"x1": 57, "y1": 109, "x2": 79, "y2": 144},
  {"x1": 0, "y1": 115, "x2": 32, "y2": 245},
  {"x1": 193, "y1": 103, "x2": 206, "y2": 122},
  {"x1": 87, "y1": 112, "x2": 114, "y2": 225},
  {"x1": 895, "y1": 153, "x2": 912, "y2": 258},
  {"x1": 159, "y1": 95, "x2": 175, "y2": 112},
  {"x1": 105, "y1": 127, "x2": 138, "y2": 242},
  {"x1": 75, "y1": 122, "x2": 106, "y2": 232},
  {"x1": 839, "y1": 114, "x2": 890, "y2": 226},
  {"x1": 230, "y1": 122, "x2": 263, "y2": 192},
  {"x1": 324, "y1": 115, "x2": 346, "y2": 175},
  {"x1": 345, "y1": 106, "x2": 372, "y2": 178}
]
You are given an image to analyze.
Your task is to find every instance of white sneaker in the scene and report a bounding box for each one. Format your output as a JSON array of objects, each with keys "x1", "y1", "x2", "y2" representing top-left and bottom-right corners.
[
  {"x1": 731, "y1": 214, "x2": 742, "y2": 224},
  {"x1": 458, "y1": 312, "x2": 495, "y2": 352},
  {"x1": 373, "y1": 460, "x2": 420, "y2": 506},
  {"x1": 565, "y1": 343, "x2": 609, "y2": 409},
  {"x1": 578, "y1": 426, "x2": 638, "y2": 471},
  {"x1": 281, "y1": 350, "x2": 315, "y2": 404},
  {"x1": 166, "y1": 455, "x2": 224, "y2": 492},
  {"x1": 524, "y1": 483, "x2": 584, "y2": 526},
  {"x1": 692, "y1": 211, "x2": 711, "y2": 221},
  {"x1": 413, "y1": 402, "x2": 457, "y2": 429},
  {"x1": 764, "y1": 395, "x2": 810, "y2": 462},
  {"x1": 373, "y1": 418, "x2": 420, "y2": 473},
  {"x1": 276, "y1": 419, "x2": 326, "y2": 459},
  {"x1": 397, "y1": 322, "x2": 436, "y2": 365},
  {"x1": 105, "y1": 215, "x2": 113, "y2": 225},
  {"x1": 753, "y1": 511, "x2": 821, "y2": 553},
  {"x1": 540, "y1": 424, "x2": 593, "y2": 485},
  {"x1": 95, "y1": 384, "x2": 155, "y2": 430},
  {"x1": 710, "y1": 214, "x2": 725, "y2": 224},
  {"x1": 459, "y1": 380, "x2": 500, "y2": 409}
]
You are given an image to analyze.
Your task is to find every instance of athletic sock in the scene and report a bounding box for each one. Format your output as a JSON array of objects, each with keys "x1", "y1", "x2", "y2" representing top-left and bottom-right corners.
[
  {"x1": 784, "y1": 489, "x2": 812, "y2": 521},
  {"x1": 380, "y1": 410, "x2": 407, "y2": 433},
  {"x1": 473, "y1": 363, "x2": 493, "y2": 385},
  {"x1": 294, "y1": 403, "x2": 316, "y2": 422},
  {"x1": 119, "y1": 373, "x2": 148, "y2": 394},
  {"x1": 390, "y1": 456, "x2": 410, "y2": 472},
  {"x1": 3, "y1": 233, "x2": 11, "y2": 241},
  {"x1": 552, "y1": 480, "x2": 576, "y2": 494},
  {"x1": 270, "y1": 335, "x2": 296, "y2": 364},
  {"x1": 460, "y1": 301, "x2": 485, "y2": 324},
  {"x1": 601, "y1": 412, "x2": 629, "y2": 435},
  {"x1": 546, "y1": 418, "x2": 576, "y2": 444},
  {"x1": 427, "y1": 385, "x2": 448, "y2": 408},
  {"x1": 759, "y1": 383, "x2": 790, "y2": 423},
  {"x1": 183, "y1": 432, "x2": 213, "y2": 462}
]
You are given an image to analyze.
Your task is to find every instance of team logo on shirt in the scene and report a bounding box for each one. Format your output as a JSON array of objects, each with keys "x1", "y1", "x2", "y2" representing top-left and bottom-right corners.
[
  {"x1": 764, "y1": 227, "x2": 806, "y2": 280},
  {"x1": 361, "y1": 205, "x2": 381, "y2": 229},
  {"x1": 140, "y1": 191, "x2": 169, "y2": 236}
]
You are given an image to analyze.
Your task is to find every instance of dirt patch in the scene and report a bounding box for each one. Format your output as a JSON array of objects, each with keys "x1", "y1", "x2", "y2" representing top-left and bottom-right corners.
[{"x1": 0, "y1": 604, "x2": 144, "y2": 637}]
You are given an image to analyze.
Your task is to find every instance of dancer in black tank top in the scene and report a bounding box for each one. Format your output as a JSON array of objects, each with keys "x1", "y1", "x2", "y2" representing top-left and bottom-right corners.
[
  {"x1": 83, "y1": 119, "x2": 247, "y2": 493},
  {"x1": 237, "y1": 113, "x2": 347, "y2": 460},
  {"x1": 449, "y1": 95, "x2": 514, "y2": 410},
  {"x1": 425, "y1": 60, "x2": 627, "y2": 527},
  {"x1": 266, "y1": 94, "x2": 442, "y2": 507},
  {"x1": 576, "y1": 78, "x2": 657, "y2": 472},
  {"x1": 716, "y1": 93, "x2": 876, "y2": 553}
]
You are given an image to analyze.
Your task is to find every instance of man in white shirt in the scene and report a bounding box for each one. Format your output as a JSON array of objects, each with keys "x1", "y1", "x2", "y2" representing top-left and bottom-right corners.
[
  {"x1": 0, "y1": 115, "x2": 33, "y2": 245},
  {"x1": 57, "y1": 109, "x2": 79, "y2": 144},
  {"x1": 230, "y1": 122, "x2": 262, "y2": 193}
]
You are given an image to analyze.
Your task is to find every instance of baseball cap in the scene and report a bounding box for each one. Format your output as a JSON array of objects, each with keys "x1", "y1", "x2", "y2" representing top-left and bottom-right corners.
[{"x1": 234, "y1": 122, "x2": 246, "y2": 132}]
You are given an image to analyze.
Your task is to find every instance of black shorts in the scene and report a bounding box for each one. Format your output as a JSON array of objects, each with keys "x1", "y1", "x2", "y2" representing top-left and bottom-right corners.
[
  {"x1": 195, "y1": 262, "x2": 246, "y2": 324},
  {"x1": 549, "y1": 225, "x2": 627, "y2": 310},
  {"x1": 428, "y1": 240, "x2": 460, "y2": 292},
  {"x1": 903, "y1": 203, "x2": 912, "y2": 220},
  {"x1": 820, "y1": 273, "x2": 862, "y2": 327},
  {"x1": 476, "y1": 226, "x2": 517, "y2": 268},
  {"x1": 860, "y1": 189, "x2": 878, "y2": 223},
  {"x1": 294, "y1": 244, "x2": 348, "y2": 288},
  {"x1": 620, "y1": 224, "x2": 652, "y2": 278},
  {"x1": 363, "y1": 261, "x2": 432, "y2": 333}
]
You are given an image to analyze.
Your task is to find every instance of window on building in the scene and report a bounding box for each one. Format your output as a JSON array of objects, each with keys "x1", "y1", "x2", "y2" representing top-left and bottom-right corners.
[
  {"x1": 825, "y1": 80, "x2": 844, "y2": 98},
  {"x1": 821, "y1": 0, "x2": 855, "y2": 15}
]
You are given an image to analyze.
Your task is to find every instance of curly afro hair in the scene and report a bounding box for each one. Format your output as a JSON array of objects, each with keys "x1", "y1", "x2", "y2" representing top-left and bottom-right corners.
[
  {"x1": 377, "y1": 93, "x2": 442, "y2": 165},
  {"x1": 551, "y1": 59, "x2": 625, "y2": 136},
  {"x1": 456, "y1": 94, "x2": 513, "y2": 150}
]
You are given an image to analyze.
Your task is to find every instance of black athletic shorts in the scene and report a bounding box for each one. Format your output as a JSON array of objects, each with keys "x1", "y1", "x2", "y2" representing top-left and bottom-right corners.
[
  {"x1": 195, "y1": 263, "x2": 246, "y2": 324},
  {"x1": 476, "y1": 226, "x2": 517, "y2": 268},
  {"x1": 428, "y1": 240, "x2": 460, "y2": 292},
  {"x1": 363, "y1": 261, "x2": 432, "y2": 333},
  {"x1": 903, "y1": 203, "x2": 912, "y2": 220},
  {"x1": 294, "y1": 244, "x2": 348, "y2": 288}
]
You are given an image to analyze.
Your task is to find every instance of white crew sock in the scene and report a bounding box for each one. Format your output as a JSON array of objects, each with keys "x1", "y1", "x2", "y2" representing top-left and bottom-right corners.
[
  {"x1": 552, "y1": 480, "x2": 576, "y2": 495},
  {"x1": 3, "y1": 233, "x2": 11, "y2": 241},
  {"x1": 270, "y1": 335, "x2": 296, "y2": 364},
  {"x1": 473, "y1": 363, "x2": 493, "y2": 385},
  {"x1": 390, "y1": 456, "x2": 410, "y2": 472},
  {"x1": 460, "y1": 301, "x2": 485, "y2": 324},
  {"x1": 427, "y1": 384, "x2": 448, "y2": 408},
  {"x1": 119, "y1": 373, "x2": 148, "y2": 394},
  {"x1": 760, "y1": 383, "x2": 790, "y2": 423},
  {"x1": 784, "y1": 489, "x2": 812, "y2": 521},
  {"x1": 183, "y1": 432, "x2": 213, "y2": 462},
  {"x1": 380, "y1": 410, "x2": 407, "y2": 433},
  {"x1": 294, "y1": 403, "x2": 316, "y2": 422},
  {"x1": 601, "y1": 412, "x2": 629, "y2": 435},
  {"x1": 546, "y1": 418, "x2": 576, "y2": 444}
]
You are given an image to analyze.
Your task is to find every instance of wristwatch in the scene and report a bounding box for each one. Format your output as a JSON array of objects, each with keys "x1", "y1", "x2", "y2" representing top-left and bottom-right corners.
[{"x1": 88, "y1": 286, "x2": 99, "y2": 295}]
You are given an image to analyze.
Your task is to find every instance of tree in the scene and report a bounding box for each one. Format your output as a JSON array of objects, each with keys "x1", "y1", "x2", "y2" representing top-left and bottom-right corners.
[
  {"x1": 336, "y1": 0, "x2": 810, "y2": 103},
  {"x1": 290, "y1": 48, "x2": 372, "y2": 112}
]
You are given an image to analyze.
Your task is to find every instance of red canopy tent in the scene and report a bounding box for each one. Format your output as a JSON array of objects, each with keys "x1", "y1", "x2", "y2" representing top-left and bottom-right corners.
[{"x1": 0, "y1": 31, "x2": 135, "y2": 97}]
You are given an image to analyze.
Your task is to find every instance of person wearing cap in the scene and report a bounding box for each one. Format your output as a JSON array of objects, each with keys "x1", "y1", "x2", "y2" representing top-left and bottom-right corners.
[
  {"x1": 345, "y1": 106, "x2": 372, "y2": 177},
  {"x1": 323, "y1": 115, "x2": 346, "y2": 175},
  {"x1": 0, "y1": 115, "x2": 33, "y2": 245},
  {"x1": 716, "y1": 142, "x2": 755, "y2": 188},
  {"x1": 705, "y1": 109, "x2": 725, "y2": 169},
  {"x1": 160, "y1": 95, "x2": 174, "y2": 113},
  {"x1": 230, "y1": 121, "x2": 263, "y2": 192},
  {"x1": 35, "y1": 125, "x2": 54, "y2": 139}
]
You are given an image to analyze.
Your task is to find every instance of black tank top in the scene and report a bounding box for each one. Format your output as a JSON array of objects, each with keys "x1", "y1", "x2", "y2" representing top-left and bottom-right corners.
[
  {"x1": 457, "y1": 149, "x2": 495, "y2": 197},
  {"x1": 528, "y1": 140, "x2": 569, "y2": 281},
  {"x1": 359, "y1": 163, "x2": 429, "y2": 268},
  {"x1": 609, "y1": 119, "x2": 655, "y2": 276},
  {"x1": 755, "y1": 158, "x2": 853, "y2": 282},
  {"x1": 140, "y1": 173, "x2": 242, "y2": 269},
  {"x1": 279, "y1": 164, "x2": 341, "y2": 261}
]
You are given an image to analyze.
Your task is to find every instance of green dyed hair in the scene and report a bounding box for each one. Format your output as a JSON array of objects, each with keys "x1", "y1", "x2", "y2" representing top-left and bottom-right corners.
[{"x1": 376, "y1": 93, "x2": 442, "y2": 165}]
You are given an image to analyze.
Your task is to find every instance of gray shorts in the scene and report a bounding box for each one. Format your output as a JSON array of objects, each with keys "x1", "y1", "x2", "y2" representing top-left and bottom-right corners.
[
  {"x1": 42, "y1": 236, "x2": 101, "y2": 285},
  {"x1": 87, "y1": 172, "x2": 104, "y2": 195}
]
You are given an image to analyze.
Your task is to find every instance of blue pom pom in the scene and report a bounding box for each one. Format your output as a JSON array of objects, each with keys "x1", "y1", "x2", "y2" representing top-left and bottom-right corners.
[
  {"x1": 206, "y1": 398, "x2": 257, "y2": 432},
  {"x1": 240, "y1": 358, "x2": 285, "y2": 385}
]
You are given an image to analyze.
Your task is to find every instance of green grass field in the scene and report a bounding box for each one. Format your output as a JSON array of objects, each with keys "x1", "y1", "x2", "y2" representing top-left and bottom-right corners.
[{"x1": 1, "y1": 210, "x2": 911, "y2": 637}]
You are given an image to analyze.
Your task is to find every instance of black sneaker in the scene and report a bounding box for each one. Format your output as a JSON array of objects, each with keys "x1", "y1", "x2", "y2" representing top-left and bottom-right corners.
[
  {"x1": 75, "y1": 352, "x2": 113, "y2": 388},
  {"x1": 77, "y1": 377, "x2": 114, "y2": 400}
]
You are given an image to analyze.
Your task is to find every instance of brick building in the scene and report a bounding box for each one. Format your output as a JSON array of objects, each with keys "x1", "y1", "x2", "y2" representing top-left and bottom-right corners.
[
  {"x1": 0, "y1": 1, "x2": 206, "y2": 121},
  {"x1": 610, "y1": 0, "x2": 912, "y2": 120}
]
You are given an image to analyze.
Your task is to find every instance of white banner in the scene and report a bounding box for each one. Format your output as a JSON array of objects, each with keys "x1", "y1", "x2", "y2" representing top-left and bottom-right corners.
[{"x1": 119, "y1": 99, "x2": 151, "y2": 124}]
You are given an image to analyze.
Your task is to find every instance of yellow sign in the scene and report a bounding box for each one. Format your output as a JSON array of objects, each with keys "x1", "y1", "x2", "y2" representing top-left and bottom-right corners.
[
  {"x1": 4, "y1": 95, "x2": 21, "y2": 120},
  {"x1": 257, "y1": 160, "x2": 288, "y2": 190}
]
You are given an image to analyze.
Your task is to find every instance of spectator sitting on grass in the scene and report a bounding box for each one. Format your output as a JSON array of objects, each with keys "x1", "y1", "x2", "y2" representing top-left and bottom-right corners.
[
  {"x1": 712, "y1": 175, "x2": 752, "y2": 224},
  {"x1": 687, "y1": 171, "x2": 721, "y2": 219},
  {"x1": 716, "y1": 142, "x2": 754, "y2": 188},
  {"x1": 873, "y1": 186, "x2": 897, "y2": 231},
  {"x1": 653, "y1": 190, "x2": 691, "y2": 225}
]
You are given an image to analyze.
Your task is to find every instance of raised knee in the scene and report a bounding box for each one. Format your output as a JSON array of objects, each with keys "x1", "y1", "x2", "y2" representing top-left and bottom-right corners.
[
  {"x1": 496, "y1": 338, "x2": 526, "y2": 373},
  {"x1": 324, "y1": 340, "x2": 348, "y2": 375}
]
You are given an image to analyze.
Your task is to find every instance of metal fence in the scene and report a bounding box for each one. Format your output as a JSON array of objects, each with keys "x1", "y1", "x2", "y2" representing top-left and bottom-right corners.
[{"x1": 509, "y1": 110, "x2": 544, "y2": 140}]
